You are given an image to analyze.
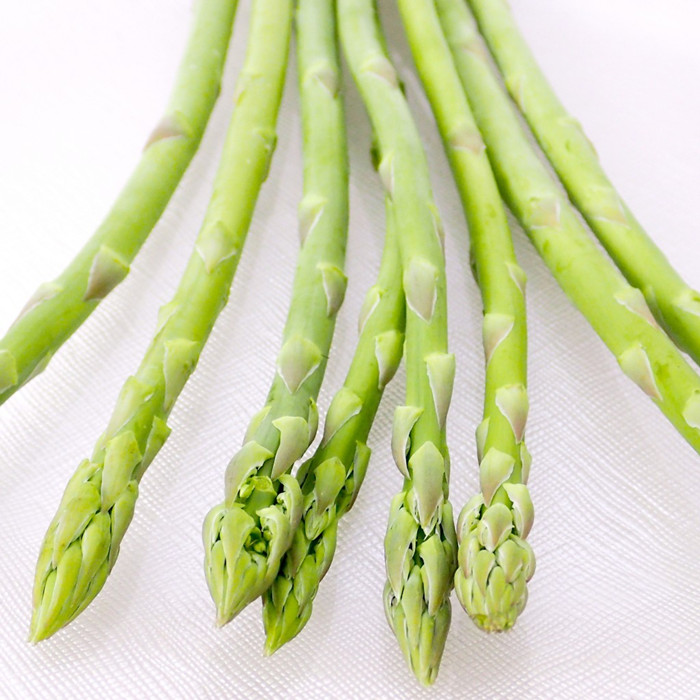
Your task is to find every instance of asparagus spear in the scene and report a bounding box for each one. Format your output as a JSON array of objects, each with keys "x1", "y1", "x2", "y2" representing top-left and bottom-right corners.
[
  {"x1": 202, "y1": 0, "x2": 348, "y2": 626},
  {"x1": 339, "y1": 0, "x2": 457, "y2": 685},
  {"x1": 0, "y1": 0, "x2": 239, "y2": 406},
  {"x1": 435, "y1": 0, "x2": 700, "y2": 454},
  {"x1": 397, "y1": 0, "x2": 534, "y2": 633},
  {"x1": 29, "y1": 0, "x2": 292, "y2": 642},
  {"x1": 263, "y1": 197, "x2": 405, "y2": 655},
  {"x1": 467, "y1": 0, "x2": 700, "y2": 365}
]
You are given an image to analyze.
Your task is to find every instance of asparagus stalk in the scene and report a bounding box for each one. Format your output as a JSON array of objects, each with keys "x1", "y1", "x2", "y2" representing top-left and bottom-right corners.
[
  {"x1": 397, "y1": 0, "x2": 534, "y2": 633},
  {"x1": 202, "y1": 0, "x2": 348, "y2": 626},
  {"x1": 467, "y1": 0, "x2": 700, "y2": 364},
  {"x1": 435, "y1": 0, "x2": 700, "y2": 454},
  {"x1": 29, "y1": 0, "x2": 292, "y2": 642},
  {"x1": 339, "y1": 0, "x2": 457, "y2": 685},
  {"x1": 263, "y1": 197, "x2": 405, "y2": 654},
  {"x1": 0, "y1": 0, "x2": 238, "y2": 406}
]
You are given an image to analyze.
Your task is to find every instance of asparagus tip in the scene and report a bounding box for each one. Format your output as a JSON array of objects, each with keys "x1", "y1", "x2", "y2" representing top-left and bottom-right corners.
[
  {"x1": 383, "y1": 579, "x2": 451, "y2": 687},
  {"x1": 262, "y1": 638, "x2": 279, "y2": 657},
  {"x1": 215, "y1": 611, "x2": 232, "y2": 628},
  {"x1": 261, "y1": 596, "x2": 307, "y2": 656},
  {"x1": 470, "y1": 612, "x2": 517, "y2": 633},
  {"x1": 28, "y1": 602, "x2": 62, "y2": 644},
  {"x1": 454, "y1": 501, "x2": 535, "y2": 633},
  {"x1": 27, "y1": 625, "x2": 45, "y2": 645}
]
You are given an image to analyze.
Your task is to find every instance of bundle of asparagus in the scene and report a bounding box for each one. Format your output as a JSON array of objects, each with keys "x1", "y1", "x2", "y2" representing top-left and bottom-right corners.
[
  {"x1": 202, "y1": 0, "x2": 350, "y2": 627},
  {"x1": 398, "y1": 0, "x2": 534, "y2": 634},
  {"x1": 2, "y1": 0, "x2": 697, "y2": 690},
  {"x1": 30, "y1": 0, "x2": 293, "y2": 641},
  {"x1": 0, "y1": 0, "x2": 240, "y2": 405},
  {"x1": 339, "y1": 0, "x2": 458, "y2": 684}
]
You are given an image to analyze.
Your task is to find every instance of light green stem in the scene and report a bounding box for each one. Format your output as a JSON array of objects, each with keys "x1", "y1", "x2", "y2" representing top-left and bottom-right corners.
[
  {"x1": 29, "y1": 0, "x2": 291, "y2": 643},
  {"x1": 339, "y1": 0, "x2": 456, "y2": 686},
  {"x1": 467, "y1": 0, "x2": 700, "y2": 364},
  {"x1": 397, "y1": 0, "x2": 534, "y2": 633},
  {"x1": 262, "y1": 197, "x2": 405, "y2": 655},
  {"x1": 436, "y1": 0, "x2": 700, "y2": 455},
  {"x1": 0, "y1": 0, "x2": 239, "y2": 405},
  {"x1": 202, "y1": 0, "x2": 348, "y2": 626}
]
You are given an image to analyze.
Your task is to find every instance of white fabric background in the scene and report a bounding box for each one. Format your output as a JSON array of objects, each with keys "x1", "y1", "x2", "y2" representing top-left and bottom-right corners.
[{"x1": 1, "y1": 0, "x2": 700, "y2": 697}]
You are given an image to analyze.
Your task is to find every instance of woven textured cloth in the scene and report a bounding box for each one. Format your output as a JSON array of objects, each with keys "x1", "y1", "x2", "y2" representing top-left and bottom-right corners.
[{"x1": 1, "y1": 0, "x2": 699, "y2": 696}]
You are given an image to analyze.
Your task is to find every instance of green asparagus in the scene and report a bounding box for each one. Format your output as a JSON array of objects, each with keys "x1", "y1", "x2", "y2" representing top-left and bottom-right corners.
[
  {"x1": 436, "y1": 0, "x2": 700, "y2": 454},
  {"x1": 29, "y1": 0, "x2": 291, "y2": 642},
  {"x1": 397, "y1": 0, "x2": 534, "y2": 633},
  {"x1": 263, "y1": 196, "x2": 405, "y2": 654},
  {"x1": 202, "y1": 0, "x2": 348, "y2": 626},
  {"x1": 339, "y1": 0, "x2": 457, "y2": 685},
  {"x1": 0, "y1": 0, "x2": 238, "y2": 406},
  {"x1": 467, "y1": 0, "x2": 700, "y2": 364}
]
